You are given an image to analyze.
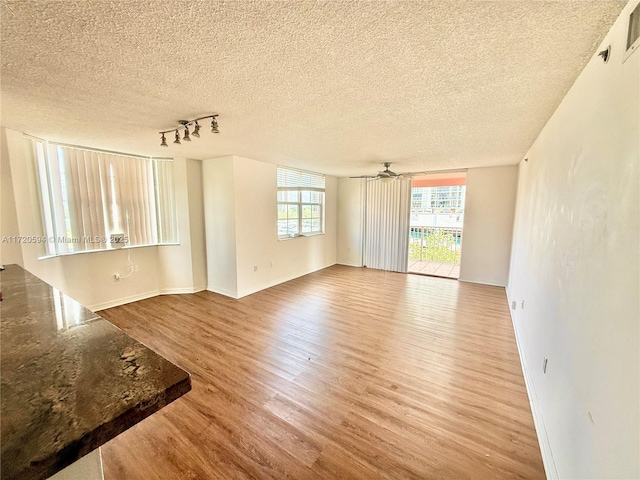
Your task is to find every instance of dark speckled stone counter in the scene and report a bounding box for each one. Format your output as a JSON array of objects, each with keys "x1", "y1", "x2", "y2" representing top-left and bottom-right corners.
[{"x1": 0, "y1": 265, "x2": 191, "y2": 480}]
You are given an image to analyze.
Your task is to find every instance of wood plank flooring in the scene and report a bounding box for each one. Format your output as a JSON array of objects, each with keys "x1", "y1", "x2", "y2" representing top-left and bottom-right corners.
[{"x1": 98, "y1": 265, "x2": 545, "y2": 479}]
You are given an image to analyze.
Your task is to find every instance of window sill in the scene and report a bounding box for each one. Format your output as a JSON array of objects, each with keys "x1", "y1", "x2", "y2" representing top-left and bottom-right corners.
[
  {"x1": 38, "y1": 242, "x2": 180, "y2": 260},
  {"x1": 277, "y1": 233, "x2": 324, "y2": 241}
]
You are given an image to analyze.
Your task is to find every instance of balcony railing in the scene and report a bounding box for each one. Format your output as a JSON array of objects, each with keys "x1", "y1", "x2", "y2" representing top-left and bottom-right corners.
[{"x1": 409, "y1": 226, "x2": 462, "y2": 264}]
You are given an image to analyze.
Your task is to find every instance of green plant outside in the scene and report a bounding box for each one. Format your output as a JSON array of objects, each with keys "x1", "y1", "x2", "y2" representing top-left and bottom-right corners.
[{"x1": 409, "y1": 229, "x2": 461, "y2": 263}]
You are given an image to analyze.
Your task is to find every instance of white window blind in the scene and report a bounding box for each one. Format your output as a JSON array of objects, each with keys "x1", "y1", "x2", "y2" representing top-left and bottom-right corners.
[
  {"x1": 34, "y1": 140, "x2": 178, "y2": 255},
  {"x1": 277, "y1": 166, "x2": 325, "y2": 238},
  {"x1": 277, "y1": 167, "x2": 325, "y2": 191}
]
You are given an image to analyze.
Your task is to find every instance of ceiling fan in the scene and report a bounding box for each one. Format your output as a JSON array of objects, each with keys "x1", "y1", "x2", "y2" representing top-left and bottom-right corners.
[{"x1": 350, "y1": 162, "x2": 426, "y2": 183}]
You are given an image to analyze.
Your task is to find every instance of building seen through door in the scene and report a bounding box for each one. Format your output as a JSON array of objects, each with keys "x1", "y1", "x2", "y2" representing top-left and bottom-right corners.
[{"x1": 408, "y1": 173, "x2": 466, "y2": 279}]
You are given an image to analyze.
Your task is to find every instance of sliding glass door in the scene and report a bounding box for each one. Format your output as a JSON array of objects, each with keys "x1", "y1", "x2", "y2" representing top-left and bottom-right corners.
[{"x1": 407, "y1": 174, "x2": 466, "y2": 279}]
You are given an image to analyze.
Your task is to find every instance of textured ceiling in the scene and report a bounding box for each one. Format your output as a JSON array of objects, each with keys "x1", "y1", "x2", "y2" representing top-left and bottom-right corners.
[{"x1": 0, "y1": 0, "x2": 626, "y2": 177}]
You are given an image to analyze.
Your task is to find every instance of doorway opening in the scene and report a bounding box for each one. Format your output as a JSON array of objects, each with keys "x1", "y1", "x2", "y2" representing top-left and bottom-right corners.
[{"x1": 408, "y1": 173, "x2": 466, "y2": 279}]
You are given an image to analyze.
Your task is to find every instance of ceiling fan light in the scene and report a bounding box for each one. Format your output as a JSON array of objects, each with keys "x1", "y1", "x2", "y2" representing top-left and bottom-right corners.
[{"x1": 380, "y1": 176, "x2": 395, "y2": 184}]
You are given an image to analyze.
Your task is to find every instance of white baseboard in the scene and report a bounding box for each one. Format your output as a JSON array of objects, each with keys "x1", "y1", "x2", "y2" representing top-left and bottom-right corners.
[
  {"x1": 159, "y1": 286, "x2": 200, "y2": 294},
  {"x1": 235, "y1": 262, "x2": 336, "y2": 299},
  {"x1": 206, "y1": 284, "x2": 238, "y2": 299},
  {"x1": 458, "y1": 277, "x2": 507, "y2": 287},
  {"x1": 336, "y1": 261, "x2": 363, "y2": 268},
  {"x1": 509, "y1": 304, "x2": 558, "y2": 480},
  {"x1": 90, "y1": 290, "x2": 159, "y2": 312},
  {"x1": 92, "y1": 285, "x2": 208, "y2": 311},
  {"x1": 93, "y1": 264, "x2": 337, "y2": 309}
]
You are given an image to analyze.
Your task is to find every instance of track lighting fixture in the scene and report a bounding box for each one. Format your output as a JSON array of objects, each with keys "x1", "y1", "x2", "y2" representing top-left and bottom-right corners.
[{"x1": 159, "y1": 114, "x2": 219, "y2": 146}]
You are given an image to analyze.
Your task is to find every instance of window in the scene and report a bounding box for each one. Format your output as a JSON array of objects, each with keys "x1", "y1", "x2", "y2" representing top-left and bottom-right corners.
[
  {"x1": 627, "y1": 2, "x2": 640, "y2": 51},
  {"x1": 624, "y1": 1, "x2": 640, "y2": 62},
  {"x1": 33, "y1": 139, "x2": 178, "y2": 255},
  {"x1": 277, "y1": 166, "x2": 325, "y2": 238}
]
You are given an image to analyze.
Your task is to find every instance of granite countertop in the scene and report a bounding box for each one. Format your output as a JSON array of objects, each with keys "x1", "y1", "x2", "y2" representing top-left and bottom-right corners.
[{"x1": 0, "y1": 265, "x2": 191, "y2": 480}]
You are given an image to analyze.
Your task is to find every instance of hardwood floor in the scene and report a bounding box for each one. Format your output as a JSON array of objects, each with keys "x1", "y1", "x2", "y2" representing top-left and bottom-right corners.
[{"x1": 98, "y1": 265, "x2": 545, "y2": 479}]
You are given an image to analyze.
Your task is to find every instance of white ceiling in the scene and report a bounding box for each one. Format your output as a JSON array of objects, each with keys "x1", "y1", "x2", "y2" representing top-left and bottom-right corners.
[{"x1": 0, "y1": 0, "x2": 625, "y2": 177}]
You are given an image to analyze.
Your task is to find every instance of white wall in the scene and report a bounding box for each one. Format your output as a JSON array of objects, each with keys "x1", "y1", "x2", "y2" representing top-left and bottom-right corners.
[
  {"x1": 336, "y1": 177, "x2": 364, "y2": 267},
  {"x1": 157, "y1": 158, "x2": 207, "y2": 294},
  {"x1": 507, "y1": 1, "x2": 639, "y2": 478},
  {"x1": 233, "y1": 156, "x2": 337, "y2": 298},
  {"x1": 335, "y1": 169, "x2": 517, "y2": 283},
  {"x1": 158, "y1": 158, "x2": 194, "y2": 293},
  {"x1": 203, "y1": 156, "x2": 238, "y2": 297},
  {"x1": 0, "y1": 128, "x2": 23, "y2": 266},
  {"x1": 1, "y1": 128, "x2": 206, "y2": 311},
  {"x1": 203, "y1": 155, "x2": 337, "y2": 299},
  {"x1": 186, "y1": 159, "x2": 207, "y2": 291},
  {"x1": 459, "y1": 166, "x2": 518, "y2": 286}
]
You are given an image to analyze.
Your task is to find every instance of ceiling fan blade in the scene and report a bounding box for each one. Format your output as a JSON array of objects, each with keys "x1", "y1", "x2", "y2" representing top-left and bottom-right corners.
[{"x1": 353, "y1": 163, "x2": 470, "y2": 181}]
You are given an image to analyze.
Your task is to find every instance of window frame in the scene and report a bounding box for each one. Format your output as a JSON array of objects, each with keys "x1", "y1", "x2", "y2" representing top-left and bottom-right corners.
[
  {"x1": 277, "y1": 167, "x2": 325, "y2": 239},
  {"x1": 31, "y1": 137, "x2": 179, "y2": 257},
  {"x1": 624, "y1": 1, "x2": 640, "y2": 62}
]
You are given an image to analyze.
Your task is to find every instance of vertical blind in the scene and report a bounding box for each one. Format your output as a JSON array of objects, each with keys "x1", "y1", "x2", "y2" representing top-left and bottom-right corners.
[
  {"x1": 364, "y1": 178, "x2": 412, "y2": 272},
  {"x1": 153, "y1": 159, "x2": 178, "y2": 245},
  {"x1": 35, "y1": 140, "x2": 177, "y2": 255}
]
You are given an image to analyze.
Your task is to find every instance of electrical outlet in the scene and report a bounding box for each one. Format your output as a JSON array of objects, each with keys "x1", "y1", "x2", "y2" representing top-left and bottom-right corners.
[
  {"x1": 254, "y1": 265, "x2": 258, "y2": 272},
  {"x1": 521, "y1": 300, "x2": 525, "y2": 309},
  {"x1": 543, "y1": 357, "x2": 548, "y2": 374},
  {"x1": 511, "y1": 301, "x2": 516, "y2": 310}
]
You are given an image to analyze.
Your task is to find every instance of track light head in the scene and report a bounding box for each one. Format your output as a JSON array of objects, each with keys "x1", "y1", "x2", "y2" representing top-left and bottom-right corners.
[
  {"x1": 192, "y1": 122, "x2": 201, "y2": 137},
  {"x1": 178, "y1": 120, "x2": 191, "y2": 141},
  {"x1": 160, "y1": 133, "x2": 168, "y2": 147},
  {"x1": 173, "y1": 130, "x2": 181, "y2": 144},
  {"x1": 211, "y1": 116, "x2": 219, "y2": 134}
]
